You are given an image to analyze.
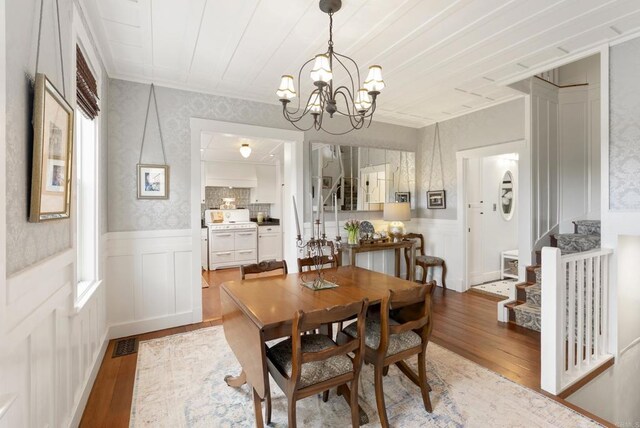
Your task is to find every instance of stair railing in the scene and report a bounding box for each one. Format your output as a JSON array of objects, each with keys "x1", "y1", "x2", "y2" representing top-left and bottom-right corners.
[{"x1": 540, "y1": 246, "x2": 614, "y2": 395}]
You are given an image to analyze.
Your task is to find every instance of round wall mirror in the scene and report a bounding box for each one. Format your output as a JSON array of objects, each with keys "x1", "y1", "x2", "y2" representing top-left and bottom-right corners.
[{"x1": 500, "y1": 171, "x2": 514, "y2": 221}]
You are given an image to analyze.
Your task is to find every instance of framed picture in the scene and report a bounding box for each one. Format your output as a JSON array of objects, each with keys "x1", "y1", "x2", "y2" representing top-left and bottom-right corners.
[
  {"x1": 29, "y1": 73, "x2": 74, "y2": 222},
  {"x1": 395, "y1": 191, "x2": 410, "y2": 203},
  {"x1": 427, "y1": 190, "x2": 446, "y2": 209},
  {"x1": 322, "y1": 176, "x2": 332, "y2": 189},
  {"x1": 137, "y1": 164, "x2": 169, "y2": 199}
]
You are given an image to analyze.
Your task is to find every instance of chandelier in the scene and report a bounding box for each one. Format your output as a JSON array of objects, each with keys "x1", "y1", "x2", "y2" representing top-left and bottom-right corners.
[{"x1": 276, "y1": 0, "x2": 385, "y2": 135}]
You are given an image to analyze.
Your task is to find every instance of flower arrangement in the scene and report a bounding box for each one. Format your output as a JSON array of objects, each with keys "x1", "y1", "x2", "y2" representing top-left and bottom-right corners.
[{"x1": 344, "y1": 219, "x2": 361, "y2": 245}]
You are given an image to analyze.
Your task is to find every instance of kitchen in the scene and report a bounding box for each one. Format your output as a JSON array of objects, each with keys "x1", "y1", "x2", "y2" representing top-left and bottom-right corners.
[{"x1": 199, "y1": 132, "x2": 284, "y2": 320}]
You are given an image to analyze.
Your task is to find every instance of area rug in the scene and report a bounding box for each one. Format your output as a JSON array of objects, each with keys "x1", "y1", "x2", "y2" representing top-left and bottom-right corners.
[
  {"x1": 129, "y1": 326, "x2": 600, "y2": 427},
  {"x1": 469, "y1": 279, "x2": 516, "y2": 299}
]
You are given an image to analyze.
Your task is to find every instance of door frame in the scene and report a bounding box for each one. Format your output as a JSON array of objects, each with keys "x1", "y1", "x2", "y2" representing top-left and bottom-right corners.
[
  {"x1": 456, "y1": 139, "x2": 531, "y2": 290},
  {"x1": 189, "y1": 119, "x2": 304, "y2": 324}
]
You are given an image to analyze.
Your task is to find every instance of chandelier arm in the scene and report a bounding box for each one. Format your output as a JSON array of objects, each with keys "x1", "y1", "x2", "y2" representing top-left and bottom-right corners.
[
  {"x1": 286, "y1": 57, "x2": 317, "y2": 114},
  {"x1": 332, "y1": 88, "x2": 365, "y2": 128},
  {"x1": 284, "y1": 89, "x2": 321, "y2": 122},
  {"x1": 333, "y1": 51, "x2": 362, "y2": 91},
  {"x1": 331, "y1": 53, "x2": 357, "y2": 98}
]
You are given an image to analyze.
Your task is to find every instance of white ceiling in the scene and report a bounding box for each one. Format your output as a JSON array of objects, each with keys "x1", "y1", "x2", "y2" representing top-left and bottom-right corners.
[
  {"x1": 200, "y1": 132, "x2": 284, "y2": 163},
  {"x1": 83, "y1": 0, "x2": 640, "y2": 128}
]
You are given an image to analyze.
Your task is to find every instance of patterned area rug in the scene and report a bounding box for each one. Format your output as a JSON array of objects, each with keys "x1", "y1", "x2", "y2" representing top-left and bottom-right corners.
[
  {"x1": 470, "y1": 279, "x2": 516, "y2": 298},
  {"x1": 130, "y1": 326, "x2": 600, "y2": 427}
]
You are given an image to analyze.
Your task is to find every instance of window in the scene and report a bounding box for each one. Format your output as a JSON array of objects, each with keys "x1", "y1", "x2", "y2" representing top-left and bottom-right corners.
[
  {"x1": 75, "y1": 108, "x2": 98, "y2": 299},
  {"x1": 75, "y1": 45, "x2": 100, "y2": 302}
]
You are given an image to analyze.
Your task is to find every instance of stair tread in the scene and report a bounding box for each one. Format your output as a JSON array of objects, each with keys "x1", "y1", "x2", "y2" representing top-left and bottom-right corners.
[{"x1": 513, "y1": 302, "x2": 541, "y2": 314}]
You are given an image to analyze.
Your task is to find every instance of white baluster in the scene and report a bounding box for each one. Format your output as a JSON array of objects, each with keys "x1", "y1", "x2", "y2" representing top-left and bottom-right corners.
[
  {"x1": 594, "y1": 255, "x2": 601, "y2": 357},
  {"x1": 585, "y1": 257, "x2": 593, "y2": 365},
  {"x1": 567, "y1": 260, "x2": 576, "y2": 373},
  {"x1": 577, "y1": 259, "x2": 584, "y2": 371}
]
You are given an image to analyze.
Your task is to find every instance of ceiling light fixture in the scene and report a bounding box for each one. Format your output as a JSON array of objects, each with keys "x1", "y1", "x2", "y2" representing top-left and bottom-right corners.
[
  {"x1": 239, "y1": 143, "x2": 252, "y2": 158},
  {"x1": 276, "y1": 0, "x2": 384, "y2": 135}
]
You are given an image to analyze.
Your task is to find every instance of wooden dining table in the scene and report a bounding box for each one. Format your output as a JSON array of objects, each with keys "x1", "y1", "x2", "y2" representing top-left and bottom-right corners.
[{"x1": 220, "y1": 265, "x2": 422, "y2": 427}]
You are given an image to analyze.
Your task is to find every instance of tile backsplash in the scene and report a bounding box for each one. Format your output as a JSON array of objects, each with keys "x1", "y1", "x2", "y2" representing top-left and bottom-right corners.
[{"x1": 201, "y1": 186, "x2": 272, "y2": 220}]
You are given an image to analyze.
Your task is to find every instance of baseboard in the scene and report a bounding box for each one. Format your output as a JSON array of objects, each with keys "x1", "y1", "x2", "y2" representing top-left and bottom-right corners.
[
  {"x1": 69, "y1": 331, "x2": 109, "y2": 427},
  {"x1": 108, "y1": 311, "x2": 195, "y2": 339}
]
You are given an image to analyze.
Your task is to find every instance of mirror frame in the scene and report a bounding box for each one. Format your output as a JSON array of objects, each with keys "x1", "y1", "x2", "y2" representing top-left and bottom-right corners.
[{"x1": 500, "y1": 170, "x2": 515, "y2": 221}]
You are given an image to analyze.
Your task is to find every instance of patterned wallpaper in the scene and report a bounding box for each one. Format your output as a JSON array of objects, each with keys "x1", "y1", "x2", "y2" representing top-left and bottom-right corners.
[
  {"x1": 610, "y1": 38, "x2": 640, "y2": 210},
  {"x1": 416, "y1": 99, "x2": 525, "y2": 219},
  {"x1": 107, "y1": 79, "x2": 419, "y2": 231}
]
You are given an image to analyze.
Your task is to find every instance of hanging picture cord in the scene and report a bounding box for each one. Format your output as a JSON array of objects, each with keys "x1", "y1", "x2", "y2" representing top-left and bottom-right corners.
[
  {"x1": 34, "y1": 0, "x2": 66, "y2": 97},
  {"x1": 138, "y1": 83, "x2": 168, "y2": 166},
  {"x1": 427, "y1": 122, "x2": 444, "y2": 191}
]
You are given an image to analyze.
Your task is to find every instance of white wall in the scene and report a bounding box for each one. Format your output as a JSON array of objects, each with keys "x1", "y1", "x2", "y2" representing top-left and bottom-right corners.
[{"x1": 0, "y1": 2, "x2": 110, "y2": 426}]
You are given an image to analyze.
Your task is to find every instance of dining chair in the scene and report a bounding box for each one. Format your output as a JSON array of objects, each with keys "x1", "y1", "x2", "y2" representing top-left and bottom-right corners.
[
  {"x1": 404, "y1": 233, "x2": 447, "y2": 289},
  {"x1": 265, "y1": 299, "x2": 369, "y2": 428},
  {"x1": 340, "y1": 282, "x2": 435, "y2": 428},
  {"x1": 240, "y1": 259, "x2": 288, "y2": 280},
  {"x1": 297, "y1": 244, "x2": 342, "y2": 272}
]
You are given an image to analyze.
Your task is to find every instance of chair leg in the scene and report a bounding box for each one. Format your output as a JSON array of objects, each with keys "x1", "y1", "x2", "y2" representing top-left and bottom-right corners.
[
  {"x1": 350, "y1": 380, "x2": 360, "y2": 427},
  {"x1": 265, "y1": 382, "x2": 272, "y2": 424},
  {"x1": 441, "y1": 262, "x2": 447, "y2": 290},
  {"x1": 322, "y1": 389, "x2": 329, "y2": 402},
  {"x1": 374, "y1": 365, "x2": 389, "y2": 428},
  {"x1": 418, "y1": 352, "x2": 433, "y2": 413},
  {"x1": 287, "y1": 396, "x2": 297, "y2": 428}
]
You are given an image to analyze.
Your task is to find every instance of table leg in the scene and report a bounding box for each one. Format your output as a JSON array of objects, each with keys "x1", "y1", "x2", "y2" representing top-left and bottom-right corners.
[
  {"x1": 394, "y1": 248, "x2": 400, "y2": 278},
  {"x1": 224, "y1": 370, "x2": 247, "y2": 387},
  {"x1": 253, "y1": 387, "x2": 265, "y2": 428}
]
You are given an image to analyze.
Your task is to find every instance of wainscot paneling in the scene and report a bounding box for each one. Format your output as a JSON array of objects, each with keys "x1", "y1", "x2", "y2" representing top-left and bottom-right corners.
[
  {"x1": 304, "y1": 218, "x2": 461, "y2": 291},
  {"x1": 0, "y1": 247, "x2": 108, "y2": 428},
  {"x1": 106, "y1": 229, "x2": 194, "y2": 339}
]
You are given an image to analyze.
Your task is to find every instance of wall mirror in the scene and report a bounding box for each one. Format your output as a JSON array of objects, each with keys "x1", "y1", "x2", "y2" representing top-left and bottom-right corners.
[
  {"x1": 500, "y1": 170, "x2": 514, "y2": 220},
  {"x1": 310, "y1": 142, "x2": 415, "y2": 212}
]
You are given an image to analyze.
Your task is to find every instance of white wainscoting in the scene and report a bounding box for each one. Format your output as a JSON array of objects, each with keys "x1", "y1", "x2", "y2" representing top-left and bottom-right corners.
[
  {"x1": 0, "y1": 246, "x2": 107, "y2": 428},
  {"x1": 305, "y1": 218, "x2": 462, "y2": 291},
  {"x1": 106, "y1": 229, "x2": 195, "y2": 339}
]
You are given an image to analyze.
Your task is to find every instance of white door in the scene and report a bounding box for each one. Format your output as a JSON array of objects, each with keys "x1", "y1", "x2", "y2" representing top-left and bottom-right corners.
[{"x1": 465, "y1": 158, "x2": 484, "y2": 287}]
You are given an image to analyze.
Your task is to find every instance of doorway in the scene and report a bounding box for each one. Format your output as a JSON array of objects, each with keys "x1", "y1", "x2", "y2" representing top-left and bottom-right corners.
[
  {"x1": 465, "y1": 153, "x2": 519, "y2": 297},
  {"x1": 457, "y1": 139, "x2": 531, "y2": 292},
  {"x1": 189, "y1": 119, "x2": 304, "y2": 324}
]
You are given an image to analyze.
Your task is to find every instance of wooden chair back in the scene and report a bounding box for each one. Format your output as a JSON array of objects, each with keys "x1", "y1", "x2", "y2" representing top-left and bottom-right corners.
[
  {"x1": 378, "y1": 282, "x2": 435, "y2": 356},
  {"x1": 404, "y1": 233, "x2": 425, "y2": 256},
  {"x1": 289, "y1": 299, "x2": 368, "y2": 389},
  {"x1": 241, "y1": 260, "x2": 288, "y2": 280},
  {"x1": 297, "y1": 245, "x2": 342, "y2": 272}
]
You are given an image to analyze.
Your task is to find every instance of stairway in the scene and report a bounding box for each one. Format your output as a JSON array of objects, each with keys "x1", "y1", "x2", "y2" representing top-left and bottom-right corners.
[{"x1": 507, "y1": 220, "x2": 601, "y2": 332}]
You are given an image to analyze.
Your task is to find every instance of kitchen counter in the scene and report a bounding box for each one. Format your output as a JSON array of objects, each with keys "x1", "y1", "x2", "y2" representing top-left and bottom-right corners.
[{"x1": 252, "y1": 218, "x2": 280, "y2": 226}]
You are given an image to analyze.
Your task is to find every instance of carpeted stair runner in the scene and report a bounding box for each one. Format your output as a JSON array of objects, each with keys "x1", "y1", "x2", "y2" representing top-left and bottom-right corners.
[{"x1": 511, "y1": 220, "x2": 601, "y2": 332}]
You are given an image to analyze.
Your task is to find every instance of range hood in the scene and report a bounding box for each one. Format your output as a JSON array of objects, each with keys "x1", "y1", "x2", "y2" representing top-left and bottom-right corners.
[{"x1": 205, "y1": 161, "x2": 257, "y2": 188}]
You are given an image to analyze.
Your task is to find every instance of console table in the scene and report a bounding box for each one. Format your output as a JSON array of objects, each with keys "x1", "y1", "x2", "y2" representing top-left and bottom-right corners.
[{"x1": 342, "y1": 240, "x2": 416, "y2": 281}]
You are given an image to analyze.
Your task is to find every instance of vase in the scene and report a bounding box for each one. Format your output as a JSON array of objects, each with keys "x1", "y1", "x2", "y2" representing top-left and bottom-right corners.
[{"x1": 347, "y1": 229, "x2": 359, "y2": 245}]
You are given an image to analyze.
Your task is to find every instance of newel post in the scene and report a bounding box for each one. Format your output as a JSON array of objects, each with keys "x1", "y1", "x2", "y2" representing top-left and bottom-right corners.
[{"x1": 541, "y1": 246, "x2": 564, "y2": 394}]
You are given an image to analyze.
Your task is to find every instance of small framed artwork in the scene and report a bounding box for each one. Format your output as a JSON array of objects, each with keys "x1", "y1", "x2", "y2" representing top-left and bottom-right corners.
[
  {"x1": 29, "y1": 73, "x2": 74, "y2": 222},
  {"x1": 395, "y1": 192, "x2": 410, "y2": 203},
  {"x1": 427, "y1": 190, "x2": 446, "y2": 209},
  {"x1": 322, "y1": 176, "x2": 332, "y2": 189},
  {"x1": 137, "y1": 164, "x2": 170, "y2": 199}
]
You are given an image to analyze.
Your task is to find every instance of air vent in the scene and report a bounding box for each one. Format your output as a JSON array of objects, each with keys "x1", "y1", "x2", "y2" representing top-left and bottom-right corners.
[{"x1": 112, "y1": 338, "x2": 138, "y2": 358}]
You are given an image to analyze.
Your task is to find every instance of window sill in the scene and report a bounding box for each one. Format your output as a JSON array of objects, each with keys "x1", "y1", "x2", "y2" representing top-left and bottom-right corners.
[{"x1": 74, "y1": 279, "x2": 102, "y2": 314}]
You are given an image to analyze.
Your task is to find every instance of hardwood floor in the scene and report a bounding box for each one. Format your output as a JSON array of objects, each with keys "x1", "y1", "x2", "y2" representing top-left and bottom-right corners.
[{"x1": 80, "y1": 270, "x2": 612, "y2": 427}]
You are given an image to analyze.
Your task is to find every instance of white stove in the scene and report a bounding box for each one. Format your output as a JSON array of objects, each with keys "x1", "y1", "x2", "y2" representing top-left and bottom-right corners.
[{"x1": 205, "y1": 209, "x2": 258, "y2": 270}]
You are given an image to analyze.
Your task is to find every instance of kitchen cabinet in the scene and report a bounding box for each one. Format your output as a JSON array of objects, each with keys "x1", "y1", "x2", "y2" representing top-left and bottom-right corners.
[
  {"x1": 250, "y1": 164, "x2": 277, "y2": 204},
  {"x1": 258, "y1": 225, "x2": 282, "y2": 262}
]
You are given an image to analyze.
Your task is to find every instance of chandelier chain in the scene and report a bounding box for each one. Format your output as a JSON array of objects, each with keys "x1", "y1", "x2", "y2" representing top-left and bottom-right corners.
[{"x1": 328, "y1": 12, "x2": 334, "y2": 47}]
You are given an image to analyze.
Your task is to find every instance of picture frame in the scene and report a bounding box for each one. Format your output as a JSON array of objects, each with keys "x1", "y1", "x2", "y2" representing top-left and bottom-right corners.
[
  {"x1": 395, "y1": 191, "x2": 411, "y2": 203},
  {"x1": 29, "y1": 73, "x2": 74, "y2": 222},
  {"x1": 137, "y1": 164, "x2": 170, "y2": 199},
  {"x1": 322, "y1": 176, "x2": 332, "y2": 189},
  {"x1": 427, "y1": 190, "x2": 446, "y2": 209}
]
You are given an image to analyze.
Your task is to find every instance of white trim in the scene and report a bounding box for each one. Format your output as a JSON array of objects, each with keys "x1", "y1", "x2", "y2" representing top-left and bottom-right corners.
[
  {"x1": 189, "y1": 119, "x2": 304, "y2": 324},
  {"x1": 0, "y1": 0, "x2": 7, "y2": 323},
  {"x1": 456, "y1": 139, "x2": 531, "y2": 290},
  {"x1": 69, "y1": 331, "x2": 108, "y2": 427},
  {"x1": 74, "y1": 279, "x2": 102, "y2": 313},
  {"x1": 620, "y1": 336, "x2": 640, "y2": 357},
  {"x1": 108, "y1": 311, "x2": 195, "y2": 339}
]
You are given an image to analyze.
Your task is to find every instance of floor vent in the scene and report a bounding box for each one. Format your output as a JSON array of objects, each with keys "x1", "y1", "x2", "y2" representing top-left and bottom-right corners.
[{"x1": 112, "y1": 338, "x2": 138, "y2": 358}]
